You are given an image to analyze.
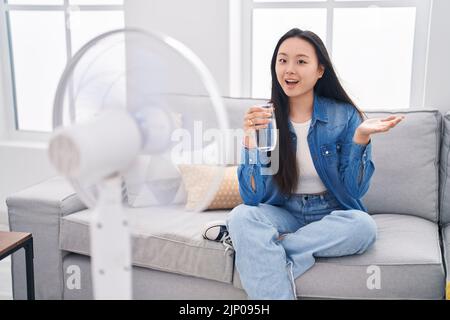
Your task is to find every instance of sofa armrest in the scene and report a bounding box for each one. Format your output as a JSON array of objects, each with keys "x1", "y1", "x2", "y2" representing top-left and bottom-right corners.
[
  {"x1": 6, "y1": 176, "x2": 86, "y2": 299},
  {"x1": 6, "y1": 176, "x2": 86, "y2": 218}
]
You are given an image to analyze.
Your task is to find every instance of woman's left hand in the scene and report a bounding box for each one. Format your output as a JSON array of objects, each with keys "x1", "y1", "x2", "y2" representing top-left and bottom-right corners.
[{"x1": 354, "y1": 115, "x2": 405, "y2": 145}]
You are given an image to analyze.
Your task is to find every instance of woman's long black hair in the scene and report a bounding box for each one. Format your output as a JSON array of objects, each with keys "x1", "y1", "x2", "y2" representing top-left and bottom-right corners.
[{"x1": 270, "y1": 28, "x2": 366, "y2": 195}]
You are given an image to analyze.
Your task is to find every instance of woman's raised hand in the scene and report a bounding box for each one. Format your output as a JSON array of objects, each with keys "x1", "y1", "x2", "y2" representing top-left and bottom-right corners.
[{"x1": 354, "y1": 115, "x2": 405, "y2": 145}]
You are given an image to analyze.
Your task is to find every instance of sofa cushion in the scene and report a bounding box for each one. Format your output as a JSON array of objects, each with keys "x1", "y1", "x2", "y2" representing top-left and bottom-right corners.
[
  {"x1": 440, "y1": 112, "x2": 450, "y2": 226},
  {"x1": 60, "y1": 205, "x2": 234, "y2": 284},
  {"x1": 362, "y1": 110, "x2": 442, "y2": 222},
  {"x1": 222, "y1": 96, "x2": 267, "y2": 130},
  {"x1": 232, "y1": 214, "x2": 445, "y2": 299}
]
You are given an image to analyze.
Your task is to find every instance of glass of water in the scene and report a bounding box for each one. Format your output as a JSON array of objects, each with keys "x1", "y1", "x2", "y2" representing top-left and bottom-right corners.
[{"x1": 256, "y1": 102, "x2": 277, "y2": 152}]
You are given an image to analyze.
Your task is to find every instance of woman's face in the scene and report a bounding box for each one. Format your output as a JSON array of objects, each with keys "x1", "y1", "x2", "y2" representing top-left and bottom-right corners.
[{"x1": 275, "y1": 37, "x2": 324, "y2": 99}]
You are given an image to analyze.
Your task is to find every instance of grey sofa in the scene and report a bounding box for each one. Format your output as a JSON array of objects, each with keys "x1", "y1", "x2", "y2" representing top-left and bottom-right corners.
[{"x1": 6, "y1": 96, "x2": 450, "y2": 300}]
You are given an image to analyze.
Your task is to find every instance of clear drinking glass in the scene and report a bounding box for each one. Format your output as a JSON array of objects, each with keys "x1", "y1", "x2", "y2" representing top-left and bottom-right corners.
[{"x1": 256, "y1": 102, "x2": 277, "y2": 152}]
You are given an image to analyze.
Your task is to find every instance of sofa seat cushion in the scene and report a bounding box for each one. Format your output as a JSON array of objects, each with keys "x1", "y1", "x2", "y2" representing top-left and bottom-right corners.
[
  {"x1": 60, "y1": 205, "x2": 234, "y2": 284},
  {"x1": 232, "y1": 214, "x2": 445, "y2": 299}
]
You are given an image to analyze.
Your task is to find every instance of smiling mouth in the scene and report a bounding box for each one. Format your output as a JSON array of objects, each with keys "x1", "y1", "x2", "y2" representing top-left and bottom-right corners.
[{"x1": 285, "y1": 80, "x2": 300, "y2": 86}]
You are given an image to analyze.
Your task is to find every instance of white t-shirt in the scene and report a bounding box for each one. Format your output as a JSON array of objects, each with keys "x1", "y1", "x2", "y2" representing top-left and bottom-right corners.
[{"x1": 291, "y1": 118, "x2": 328, "y2": 194}]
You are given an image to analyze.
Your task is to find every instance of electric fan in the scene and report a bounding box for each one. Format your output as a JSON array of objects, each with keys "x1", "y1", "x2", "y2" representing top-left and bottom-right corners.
[{"x1": 48, "y1": 28, "x2": 231, "y2": 299}]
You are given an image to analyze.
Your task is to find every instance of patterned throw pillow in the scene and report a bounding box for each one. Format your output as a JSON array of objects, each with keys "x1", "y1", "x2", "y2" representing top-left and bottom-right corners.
[{"x1": 178, "y1": 164, "x2": 242, "y2": 211}]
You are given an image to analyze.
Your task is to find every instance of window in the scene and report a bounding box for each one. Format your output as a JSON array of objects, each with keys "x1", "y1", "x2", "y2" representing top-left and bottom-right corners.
[
  {"x1": 1, "y1": 0, "x2": 124, "y2": 133},
  {"x1": 238, "y1": 0, "x2": 432, "y2": 110}
]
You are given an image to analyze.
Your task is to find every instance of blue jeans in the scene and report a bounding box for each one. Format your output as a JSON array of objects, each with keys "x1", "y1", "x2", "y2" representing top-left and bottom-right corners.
[{"x1": 226, "y1": 191, "x2": 377, "y2": 300}]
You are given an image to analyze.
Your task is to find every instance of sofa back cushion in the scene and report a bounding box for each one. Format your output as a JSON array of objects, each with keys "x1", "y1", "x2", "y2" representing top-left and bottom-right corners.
[
  {"x1": 440, "y1": 112, "x2": 450, "y2": 225},
  {"x1": 361, "y1": 110, "x2": 442, "y2": 222},
  {"x1": 222, "y1": 96, "x2": 268, "y2": 129}
]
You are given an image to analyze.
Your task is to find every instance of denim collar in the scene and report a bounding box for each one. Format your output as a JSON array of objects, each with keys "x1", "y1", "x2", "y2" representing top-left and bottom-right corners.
[{"x1": 287, "y1": 92, "x2": 328, "y2": 136}]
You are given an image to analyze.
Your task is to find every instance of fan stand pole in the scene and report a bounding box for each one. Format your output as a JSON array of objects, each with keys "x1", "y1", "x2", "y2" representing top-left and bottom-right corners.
[{"x1": 89, "y1": 175, "x2": 132, "y2": 299}]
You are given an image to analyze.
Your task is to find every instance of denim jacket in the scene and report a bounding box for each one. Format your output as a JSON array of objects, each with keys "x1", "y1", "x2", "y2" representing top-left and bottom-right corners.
[{"x1": 237, "y1": 93, "x2": 375, "y2": 212}]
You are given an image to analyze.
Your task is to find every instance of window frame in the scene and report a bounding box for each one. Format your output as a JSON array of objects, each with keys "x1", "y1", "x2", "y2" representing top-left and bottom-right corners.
[
  {"x1": 0, "y1": 0, "x2": 124, "y2": 141},
  {"x1": 233, "y1": 0, "x2": 433, "y2": 109}
]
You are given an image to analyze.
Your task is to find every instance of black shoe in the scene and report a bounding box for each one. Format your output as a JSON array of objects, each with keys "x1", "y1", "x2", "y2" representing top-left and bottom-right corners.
[{"x1": 202, "y1": 220, "x2": 233, "y2": 254}]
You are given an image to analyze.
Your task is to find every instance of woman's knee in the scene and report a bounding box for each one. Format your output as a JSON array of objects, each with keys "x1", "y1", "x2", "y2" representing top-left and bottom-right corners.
[
  {"x1": 348, "y1": 210, "x2": 377, "y2": 250},
  {"x1": 227, "y1": 204, "x2": 260, "y2": 232},
  {"x1": 332, "y1": 210, "x2": 377, "y2": 250}
]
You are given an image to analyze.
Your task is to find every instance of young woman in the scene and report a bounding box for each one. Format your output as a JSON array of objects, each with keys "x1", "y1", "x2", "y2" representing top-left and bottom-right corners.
[{"x1": 226, "y1": 28, "x2": 404, "y2": 300}]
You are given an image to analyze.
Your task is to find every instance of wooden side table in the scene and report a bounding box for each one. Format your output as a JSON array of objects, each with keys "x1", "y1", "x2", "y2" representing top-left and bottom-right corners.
[{"x1": 0, "y1": 231, "x2": 35, "y2": 300}]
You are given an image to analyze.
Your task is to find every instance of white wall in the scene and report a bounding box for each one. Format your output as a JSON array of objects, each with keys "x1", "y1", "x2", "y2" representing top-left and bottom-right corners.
[
  {"x1": 0, "y1": 143, "x2": 56, "y2": 225},
  {"x1": 124, "y1": 0, "x2": 231, "y2": 96},
  {"x1": 0, "y1": 74, "x2": 7, "y2": 140},
  {"x1": 424, "y1": 0, "x2": 450, "y2": 113}
]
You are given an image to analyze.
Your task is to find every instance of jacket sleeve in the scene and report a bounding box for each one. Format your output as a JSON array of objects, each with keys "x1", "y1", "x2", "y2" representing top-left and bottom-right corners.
[
  {"x1": 237, "y1": 146, "x2": 269, "y2": 206},
  {"x1": 338, "y1": 107, "x2": 375, "y2": 199}
]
